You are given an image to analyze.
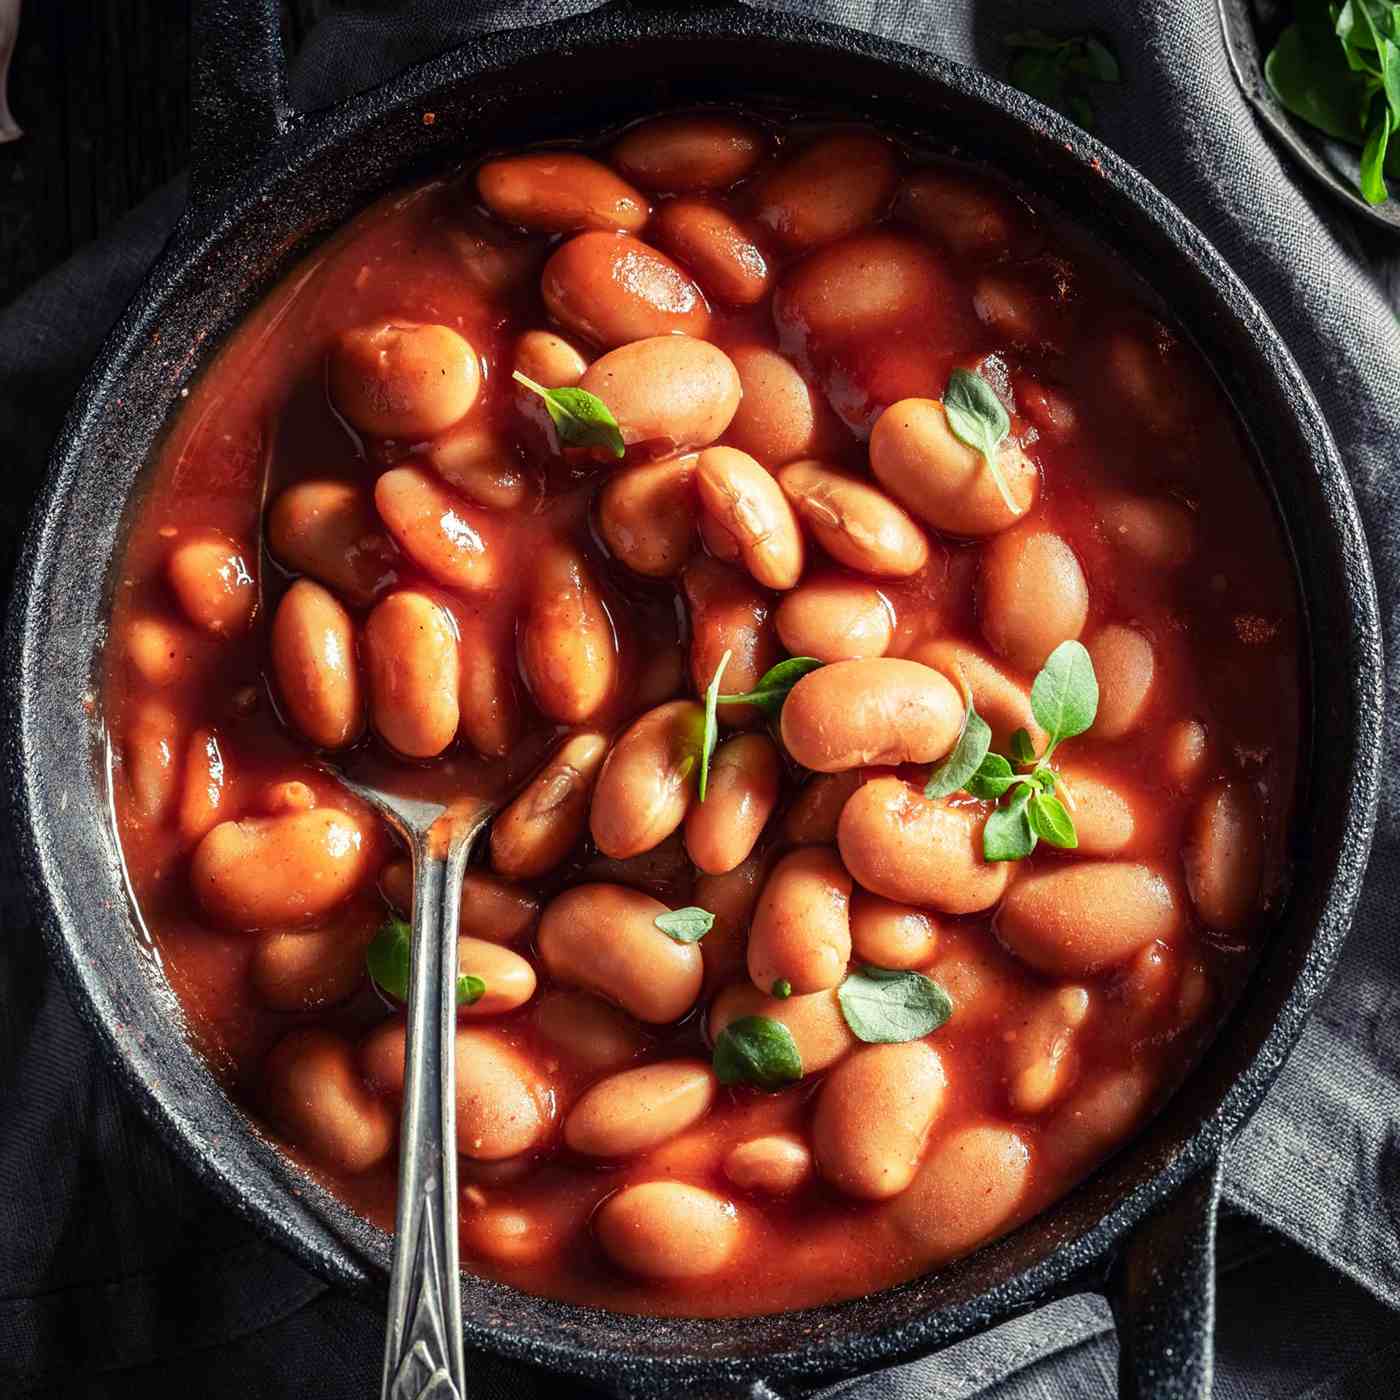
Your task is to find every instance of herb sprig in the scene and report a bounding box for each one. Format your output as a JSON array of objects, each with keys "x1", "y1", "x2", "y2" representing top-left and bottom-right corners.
[
  {"x1": 942, "y1": 369, "x2": 1020, "y2": 517},
  {"x1": 367, "y1": 915, "x2": 485, "y2": 1007},
  {"x1": 1005, "y1": 30, "x2": 1121, "y2": 131},
  {"x1": 512, "y1": 371, "x2": 626, "y2": 459}
]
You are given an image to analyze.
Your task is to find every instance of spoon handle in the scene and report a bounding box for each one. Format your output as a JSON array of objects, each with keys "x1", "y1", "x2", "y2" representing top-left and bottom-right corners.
[{"x1": 381, "y1": 821, "x2": 480, "y2": 1400}]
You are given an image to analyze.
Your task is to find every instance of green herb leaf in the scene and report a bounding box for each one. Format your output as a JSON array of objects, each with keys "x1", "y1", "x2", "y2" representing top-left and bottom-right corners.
[
  {"x1": 1030, "y1": 640, "x2": 1099, "y2": 747},
  {"x1": 654, "y1": 906, "x2": 715, "y2": 943},
  {"x1": 1009, "y1": 728, "x2": 1038, "y2": 766},
  {"x1": 772, "y1": 978, "x2": 793, "y2": 999},
  {"x1": 984, "y1": 784, "x2": 1037, "y2": 862},
  {"x1": 712, "y1": 1015, "x2": 803, "y2": 1088},
  {"x1": 367, "y1": 916, "x2": 482, "y2": 1006},
  {"x1": 1028, "y1": 790, "x2": 1078, "y2": 849},
  {"x1": 942, "y1": 368, "x2": 1019, "y2": 516},
  {"x1": 924, "y1": 702, "x2": 992, "y2": 799},
  {"x1": 837, "y1": 966, "x2": 954, "y2": 1044},
  {"x1": 1005, "y1": 30, "x2": 1121, "y2": 130},
  {"x1": 1360, "y1": 102, "x2": 1393, "y2": 204},
  {"x1": 1033, "y1": 766, "x2": 1058, "y2": 794},
  {"x1": 699, "y1": 649, "x2": 731, "y2": 802},
  {"x1": 716, "y1": 655, "x2": 823, "y2": 722},
  {"x1": 966, "y1": 750, "x2": 1018, "y2": 800},
  {"x1": 512, "y1": 371, "x2": 625, "y2": 459}
]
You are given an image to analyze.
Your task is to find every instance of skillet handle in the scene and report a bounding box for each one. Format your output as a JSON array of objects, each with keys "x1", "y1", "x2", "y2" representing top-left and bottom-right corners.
[
  {"x1": 1108, "y1": 1150, "x2": 1225, "y2": 1400},
  {"x1": 190, "y1": 0, "x2": 298, "y2": 208}
]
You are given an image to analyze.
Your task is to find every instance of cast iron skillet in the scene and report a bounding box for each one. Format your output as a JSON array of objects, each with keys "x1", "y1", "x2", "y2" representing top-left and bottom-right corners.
[{"x1": 5, "y1": 2, "x2": 1384, "y2": 1397}]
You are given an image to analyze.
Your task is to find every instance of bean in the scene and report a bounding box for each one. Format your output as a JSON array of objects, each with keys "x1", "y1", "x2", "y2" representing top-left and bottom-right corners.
[
  {"x1": 178, "y1": 727, "x2": 233, "y2": 846},
  {"x1": 328, "y1": 322, "x2": 480, "y2": 439},
  {"x1": 590, "y1": 701, "x2": 704, "y2": 859},
  {"x1": 979, "y1": 527, "x2": 1089, "y2": 672},
  {"x1": 532, "y1": 990, "x2": 646, "y2": 1073},
  {"x1": 708, "y1": 983, "x2": 856, "y2": 1074},
  {"x1": 476, "y1": 151, "x2": 648, "y2": 233},
  {"x1": 123, "y1": 615, "x2": 208, "y2": 688},
  {"x1": 1055, "y1": 766, "x2": 1136, "y2": 856},
  {"x1": 1099, "y1": 494, "x2": 1196, "y2": 568},
  {"x1": 723, "y1": 1134, "x2": 813, "y2": 1194},
  {"x1": 542, "y1": 233, "x2": 710, "y2": 348},
  {"x1": 1105, "y1": 330, "x2": 1182, "y2": 436},
  {"x1": 699, "y1": 510, "x2": 741, "y2": 562},
  {"x1": 612, "y1": 113, "x2": 765, "y2": 192},
  {"x1": 776, "y1": 460, "x2": 929, "y2": 578},
  {"x1": 595, "y1": 1182, "x2": 740, "y2": 1280},
  {"x1": 1087, "y1": 625, "x2": 1156, "y2": 739},
  {"x1": 513, "y1": 328, "x2": 588, "y2": 388},
  {"x1": 519, "y1": 540, "x2": 618, "y2": 723},
  {"x1": 166, "y1": 532, "x2": 256, "y2": 635},
  {"x1": 632, "y1": 645, "x2": 687, "y2": 712},
  {"x1": 684, "y1": 732, "x2": 780, "y2": 875},
  {"x1": 837, "y1": 777, "x2": 1012, "y2": 914},
  {"x1": 445, "y1": 215, "x2": 542, "y2": 295},
  {"x1": 266, "y1": 479, "x2": 398, "y2": 606},
  {"x1": 696, "y1": 446, "x2": 804, "y2": 590},
  {"x1": 813, "y1": 1042, "x2": 947, "y2": 1199},
  {"x1": 754, "y1": 131, "x2": 898, "y2": 249},
  {"x1": 694, "y1": 853, "x2": 766, "y2": 992},
  {"x1": 869, "y1": 398, "x2": 1038, "y2": 537},
  {"x1": 780, "y1": 658, "x2": 962, "y2": 771},
  {"x1": 849, "y1": 891, "x2": 939, "y2": 969},
  {"x1": 1112, "y1": 941, "x2": 1178, "y2": 1048},
  {"x1": 259, "y1": 780, "x2": 316, "y2": 814},
  {"x1": 681, "y1": 556, "x2": 781, "y2": 730},
  {"x1": 1162, "y1": 719, "x2": 1209, "y2": 789},
  {"x1": 446, "y1": 602, "x2": 521, "y2": 759},
  {"x1": 492, "y1": 731, "x2": 609, "y2": 878},
  {"x1": 997, "y1": 862, "x2": 1184, "y2": 976},
  {"x1": 725, "y1": 344, "x2": 844, "y2": 467},
  {"x1": 191, "y1": 807, "x2": 371, "y2": 930},
  {"x1": 597, "y1": 453, "x2": 699, "y2": 578},
  {"x1": 457, "y1": 937, "x2": 537, "y2": 1017},
  {"x1": 422, "y1": 422, "x2": 532, "y2": 511},
  {"x1": 897, "y1": 167, "x2": 1039, "y2": 261},
  {"x1": 783, "y1": 770, "x2": 864, "y2": 845},
  {"x1": 775, "y1": 574, "x2": 893, "y2": 663},
  {"x1": 578, "y1": 336, "x2": 739, "y2": 451},
  {"x1": 1184, "y1": 782, "x2": 1264, "y2": 932},
  {"x1": 972, "y1": 271, "x2": 1046, "y2": 343},
  {"x1": 773, "y1": 230, "x2": 953, "y2": 346},
  {"x1": 887, "y1": 1123, "x2": 1032, "y2": 1264},
  {"x1": 270, "y1": 579, "x2": 362, "y2": 750},
  {"x1": 747, "y1": 846, "x2": 852, "y2": 995},
  {"x1": 538, "y1": 883, "x2": 703, "y2": 1023},
  {"x1": 462, "y1": 1205, "x2": 555, "y2": 1266},
  {"x1": 909, "y1": 639, "x2": 1048, "y2": 753},
  {"x1": 650, "y1": 200, "x2": 771, "y2": 306},
  {"x1": 1006, "y1": 985, "x2": 1091, "y2": 1114},
  {"x1": 381, "y1": 856, "x2": 540, "y2": 944},
  {"x1": 564, "y1": 1059, "x2": 716, "y2": 1158},
  {"x1": 263, "y1": 1028, "x2": 395, "y2": 1173},
  {"x1": 1041, "y1": 1066, "x2": 1155, "y2": 1178},
  {"x1": 581, "y1": 832, "x2": 694, "y2": 903},
  {"x1": 362, "y1": 590, "x2": 460, "y2": 758},
  {"x1": 251, "y1": 924, "x2": 371, "y2": 1011},
  {"x1": 929, "y1": 929, "x2": 1033, "y2": 1028},
  {"x1": 374, "y1": 465, "x2": 496, "y2": 592}
]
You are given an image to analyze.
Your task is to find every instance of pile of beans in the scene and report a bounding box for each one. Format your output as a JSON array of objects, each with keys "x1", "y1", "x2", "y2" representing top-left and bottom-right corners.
[{"x1": 106, "y1": 110, "x2": 1301, "y2": 1315}]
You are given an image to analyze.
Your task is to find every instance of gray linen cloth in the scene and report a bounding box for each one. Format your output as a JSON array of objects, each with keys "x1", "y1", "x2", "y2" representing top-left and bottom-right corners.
[{"x1": 1, "y1": 2, "x2": 1396, "y2": 1396}]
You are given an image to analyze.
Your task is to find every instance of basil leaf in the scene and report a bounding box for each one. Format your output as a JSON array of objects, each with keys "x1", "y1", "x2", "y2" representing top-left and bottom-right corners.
[
  {"x1": 1267, "y1": 22, "x2": 1373, "y2": 144},
  {"x1": 942, "y1": 368, "x2": 1019, "y2": 515},
  {"x1": 699, "y1": 649, "x2": 731, "y2": 801},
  {"x1": 512, "y1": 371, "x2": 625, "y2": 459},
  {"x1": 654, "y1": 906, "x2": 714, "y2": 943},
  {"x1": 1030, "y1": 640, "x2": 1099, "y2": 746},
  {"x1": 367, "y1": 916, "x2": 482, "y2": 1006},
  {"x1": 712, "y1": 1015, "x2": 803, "y2": 1088},
  {"x1": 924, "y1": 702, "x2": 992, "y2": 799},
  {"x1": 837, "y1": 966, "x2": 954, "y2": 1044},
  {"x1": 966, "y1": 751, "x2": 1017, "y2": 800},
  {"x1": 1009, "y1": 727, "x2": 1038, "y2": 766},
  {"x1": 983, "y1": 785, "x2": 1037, "y2": 862},
  {"x1": 1360, "y1": 103, "x2": 1393, "y2": 204},
  {"x1": 716, "y1": 655, "x2": 823, "y2": 722},
  {"x1": 1028, "y1": 790, "x2": 1078, "y2": 849}
]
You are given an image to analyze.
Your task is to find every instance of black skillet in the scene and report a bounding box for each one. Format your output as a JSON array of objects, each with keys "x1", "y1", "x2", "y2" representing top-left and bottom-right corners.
[{"x1": 4, "y1": 2, "x2": 1384, "y2": 1397}]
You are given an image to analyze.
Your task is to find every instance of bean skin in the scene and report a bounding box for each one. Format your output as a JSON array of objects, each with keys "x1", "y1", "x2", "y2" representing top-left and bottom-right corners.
[
  {"x1": 563, "y1": 1060, "x2": 716, "y2": 1158},
  {"x1": 1087, "y1": 625, "x2": 1156, "y2": 739},
  {"x1": 650, "y1": 200, "x2": 771, "y2": 306},
  {"x1": 723, "y1": 1134, "x2": 813, "y2": 1194},
  {"x1": 708, "y1": 981, "x2": 856, "y2": 1074},
  {"x1": 166, "y1": 532, "x2": 256, "y2": 635},
  {"x1": 374, "y1": 466, "x2": 497, "y2": 593},
  {"x1": 684, "y1": 732, "x2": 780, "y2": 874},
  {"x1": 531, "y1": 990, "x2": 646, "y2": 1074},
  {"x1": 909, "y1": 639, "x2": 1047, "y2": 753},
  {"x1": 491, "y1": 731, "x2": 610, "y2": 879},
  {"x1": 270, "y1": 579, "x2": 362, "y2": 750},
  {"x1": 897, "y1": 167, "x2": 1040, "y2": 262},
  {"x1": 783, "y1": 770, "x2": 865, "y2": 845},
  {"x1": 447, "y1": 601, "x2": 521, "y2": 759},
  {"x1": 979, "y1": 527, "x2": 1089, "y2": 673},
  {"x1": 597, "y1": 453, "x2": 700, "y2": 578},
  {"x1": 725, "y1": 344, "x2": 845, "y2": 467},
  {"x1": 682, "y1": 556, "x2": 781, "y2": 730},
  {"x1": 362, "y1": 591, "x2": 460, "y2": 759},
  {"x1": 1006, "y1": 985, "x2": 1090, "y2": 1114},
  {"x1": 693, "y1": 853, "x2": 765, "y2": 992},
  {"x1": 456, "y1": 937, "x2": 537, "y2": 1018},
  {"x1": 1162, "y1": 719, "x2": 1210, "y2": 790},
  {"x1": 1184, "y1": 782, "x2": 1264, "y2": 932},
  {"x1": 328, "y1": 322, "x2": 480, "y2": 439},
  {"x1": 595, "y1": 1182, "x2": 741, "y2": 1280},
  {"x1": 177, "y1": 727, "x2": 233, "y2": 847},
  {"x1": 381, "y1": 858, "x2": 539, "y2": 944},
  {"x1": 514, "y1": 328, "x2": 588, "y2": 389},
  {"x1": 476, "y1": 152, "x2": 649, "y2": 234},
  {"x1": 612, "y1": 113, "x2": 765, "y2": 192},
  {"x1": 423, "y1": 423, "x2": 533, "y2": 512},
  {"x1": 696, "y1": 446, "x2": 805, "y2": 591},
  {"x1": 266, "y1": 479, "x2": 398, "y2": 606},
  {"x1": 849, "y1": 891, "x2": 939, "y2": 969},
  {"x1": 252, "y1": 925, "x2": 371, "y2": 1011},
  {"x1": 747, "y1": 846, "x2": 852, "y2": 995},
  {"x1": 776, "y1": 574, "x2": 893, "y2": 662},
  {"x1": 1054, "y1": 765, "x2": 1137, "y2": 857},
  {"x1": 754, "y1": 130, "x2": 898, "y2": 250},
  {"x1": 123, "y1": 615, "x2": 209, "y2": 689},
  {"x1": 1099, "y1": 494, "x2": 1196, "y2": 568},
  {"x1": 590, "y1": 701, "x2": 704, "y2": 859}
]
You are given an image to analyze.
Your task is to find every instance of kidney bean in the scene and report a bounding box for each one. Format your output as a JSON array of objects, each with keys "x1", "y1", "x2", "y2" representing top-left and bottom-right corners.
[
  {"x1": 776, "y1": 460, "x2": 928, "y2": 578},
  {"x1": 519, "y1": 539, "x2": 618, "y2": 723},
  {"x1": 1184, "y1": 782, "x2": 1264, "y2": 932},
  {"x1": 699, "y1": 509, "x2": 741, "y2": 563},
  {"x1": 695, "y1": 446, "x2": 804, "y2": 590},
  {"x1": 578, "y1": 336, "x2": 740, "y2": 451},
  {"x1": 595, "y1": 1181, "x2": 741, "y2": 1280},
  {"x1": 928, "y1": 927, "x2": 1034, "y2": 1029},
  {"x1": 775, "y1": 574, "x2": 893, "y2": 663},
  {"x1": 590, "y1": 701, "x2": 704, "y2": 859},
  {"x1": 362, "y1": 590, "x2": 460, "y2": 758},
  {"x1": 597, "y1": 453, "x2": 699, "y2": 578},
  {"x1": 328, "y1": 321, "x2": 480, "y2": 439},
  {"x1": 693, "y1": 853, "x2": 765, "y2": 993},
  {"x1": 191, "y1": 807, "x2": 371, "y2": 930},
  {"x1": 251, "y1": 924, "x2": 371, "y2": 1011},
  {"x1": 1104, "y1": 329, "x2": 1186, "y2": 437},
  {"x1": 476, "y1": 151, "x2": 648, "y2": 234},
  {"x1": 837, "y1": 777, "x2": 1012, "y2": 914},
  {"x1": 996, "y1": 862, "x2": 1184, "y2": 976},
  {"x1": 979, "y1": 527, "x2": 1089, "y2": 673},
  {"x1": 177, "y1": 727, "x2": 233, "y2": 847},
  {"x1": 442, "y1": 599, "x2": 521, "y2": 759},
  {"x1": 491, "y1": 731, "x2": 609, "y2": 878},
  {"x1": 681, "y1": 556, "x2": 781, "y2": 730},
  {"x1": 457, "y1": 937, "x2": 537, "y2": 1017},
  {"x1": 513, "y1": 328, "x2": 589, "y2": 390},
  {"x1": 373, "y1": 465, "x2": 497, "y2": 593},
  {"x1": 1054, "y1": 765, "x2": 1137, "y2": 857},
  {"x1": 564, "y1": 1059, "x2": 716, "y2": 1158},
  {"x1": 780, "y1": 658, "x2": 962, "y2": 771},
  {"x1": 542, "y1": 233, "x2": 710, "y2": 348},
  {"x1": 753, "y1": 130, "x2": 898, "y2": 249},
  {"x1": 270, "y1": 579, "x2": 362, "y2": 750},
  {"x1": 1006, "y1": 985, "x2": 1091, "y2": 1114},
  {"x1": 908, "y1": 639, "x2": 1047, "y2": 753},
  {"x1": 266, "y1": 479, "x2": 398, "y2": 606},
  {"x1": 532, "y1": 989, "x2": 646, "y2": 1074},
  {"x1": 783, "y1": 770, "x2": 865, "y2": 845},
  {"x1": 537, "y1": 883, "x2": 703, "y2": 1023},
  {"x1": 422, "y1": 423, "x2": 532, "y2": 512},
  {"x1": 725, "y1": 344, "x2": 845, "y2": 467},
  {"x1": 123, "y1": 615, "x2": 208, "y2": 689},
  {"x1": 869, "y1": 398, "x2": 1039, "y2": 537},
  {"x1": 581, "y1": 832, "x2": 694, "y2": 903},
  {"x1": 1162, "y1": 719, "x2": 1209, "y2": 790},
  {"x1": 684, "y1": 732, "x2": 780, "y2": 875},
  {"x1": 166, "y1": 532, "x2": 256, "y2": 635},
  {"x1": 1087, "y1": 625, "x2": 1156, "y2": 738},
  {"x1": 1041, "y1": 1066, "x2": 1155, "y2": 1178},
  {"x1": 897, "y1": 167, "x2": 1040, "y2": 261},
  {"x1": 708, "y1": 982, "x2": 855, "y2": 1074},
  {"x1": 723, "y1": 1133, "x2": 813, "y2": 1194},
  {"x1": 849, "y1": 891, "x2": 939, "y2": 970},
  {"x1": 747, "y1": 846, "x2": 852, "y2": 995},
  {"x1": 813, "y1": 1042, "x2": 947, "y2": 1199},
  {"x1": 380, "y1": 857, "x2": 540, "y2": 944},
  {"x1": 650, "y1": 200, "x2": 771, "y2": 306},
  {"x1": 612, "y1": 113, "x2": 765, "y2": 192},
  {"x1": 1099, "y1": 494, "x2": 1197, "y2": 568},
  {"x1": 632, "y1": 645, "x2": 688, "y2": 713}
]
